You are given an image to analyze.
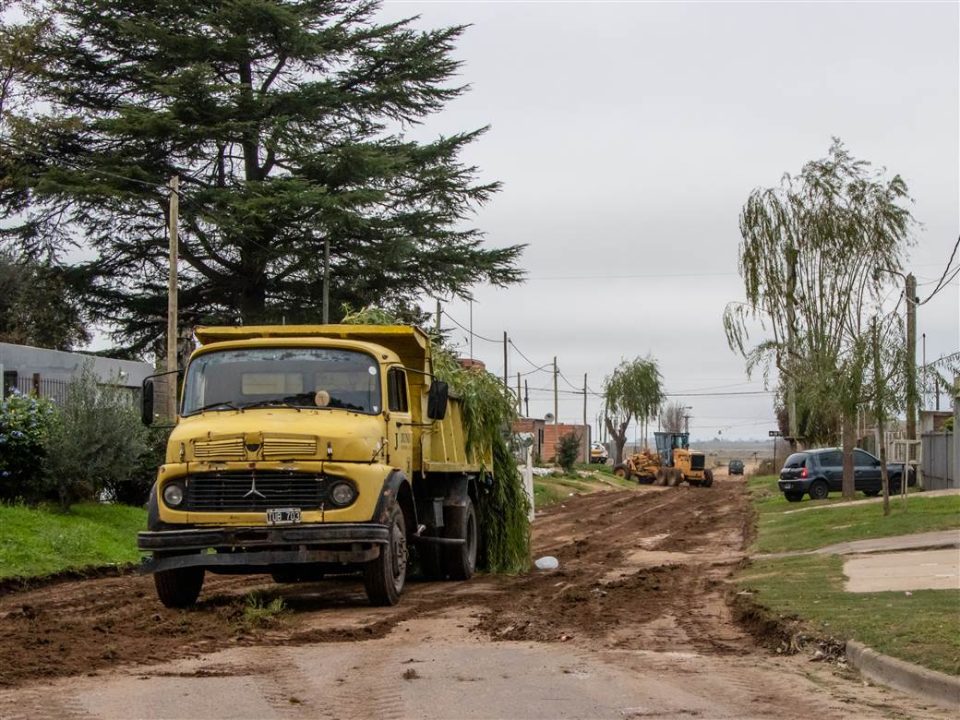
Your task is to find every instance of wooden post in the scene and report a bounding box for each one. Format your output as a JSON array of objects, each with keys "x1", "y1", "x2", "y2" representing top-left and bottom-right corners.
[
  {"x1": 167, "y1": 175, "x2": 179, "y2": 420},
  {"x1": 553, "y1": 356, "x2": 558, "y2": 425},
  {"x1": 322, "y1": 239, "x2": 330, "y2": 324},
  {"x1": 906, "y1": 273, "x2": 917, "y2": 440}
]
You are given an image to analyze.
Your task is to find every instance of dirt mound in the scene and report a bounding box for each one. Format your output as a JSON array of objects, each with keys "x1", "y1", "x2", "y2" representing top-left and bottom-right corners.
[{"x1": 0, "y1": 477, "x2": 754, "y2": 687}]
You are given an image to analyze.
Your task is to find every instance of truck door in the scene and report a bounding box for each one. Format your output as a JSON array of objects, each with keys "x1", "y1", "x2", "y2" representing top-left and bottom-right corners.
[{"x1": 387, "y1": 367, "x2": 413, "y2": 477}]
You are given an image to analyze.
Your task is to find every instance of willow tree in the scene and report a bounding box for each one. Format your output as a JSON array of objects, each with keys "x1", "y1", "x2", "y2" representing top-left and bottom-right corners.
[
  {"x1": 0, "y1": 0, "x2": 523, "y2": 355},
  {"x1": 724, "y1": 139, "x2": 914, "y2": 498},
  {"x1": 603, "y1": 356, "x2": 663, "y2": 465},
  {"x1": 660, "y1": 401, "x2": 687, "y2": 434}
]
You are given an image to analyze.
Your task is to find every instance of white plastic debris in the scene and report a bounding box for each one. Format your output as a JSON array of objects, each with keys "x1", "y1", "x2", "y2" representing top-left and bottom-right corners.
[{"x1": 534, "y1": 556, "x2": 559, "y2": 571}]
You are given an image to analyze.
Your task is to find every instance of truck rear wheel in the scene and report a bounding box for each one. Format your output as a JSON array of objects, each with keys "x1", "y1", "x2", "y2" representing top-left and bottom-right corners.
[
  {"x1": 443, "y1": 497, "x2": 478, "y2": 581},
  {"x1": 154, "y1": 565, "x2": 204, "y2": 608},
  {"x1": 363, "y1": 502, "x2": 408, "y2": 606},
  {"x1": 613, "y1": 465, "x2": 629, "y2": 479},
  {"x1": 703, "y1": 469, "x2": 714, "y2": 488}
]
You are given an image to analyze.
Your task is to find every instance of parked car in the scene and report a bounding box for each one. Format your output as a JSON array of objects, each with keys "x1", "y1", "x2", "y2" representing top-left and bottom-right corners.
[
  {"x1": 728, "y1": 459, "x2": 744, "y2": 475},
  {"x1": 778, "y1": 448, "x2": 916, "y2": 502},
  {"x1": 590, "y1": 442, "x2": 609, "y2": 464}
]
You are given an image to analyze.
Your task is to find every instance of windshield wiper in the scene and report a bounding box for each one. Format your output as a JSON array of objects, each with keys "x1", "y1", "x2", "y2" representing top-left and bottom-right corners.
[
  {"x1": 189, "y1": 401, "x2": 239, "y2": 415},
  {"x1": 240, "y1": 399, "x2": 302, "y2": 411}
]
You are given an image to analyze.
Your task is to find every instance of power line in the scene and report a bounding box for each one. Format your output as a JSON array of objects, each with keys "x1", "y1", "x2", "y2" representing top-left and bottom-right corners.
[
  {"x1": 441, "y1": 309, "x2": 500, "y2": 344},
  {"x1": 918, "y1": 234, "x2": 960, "y2": 305},
  {"x1": 507, "y1": 337, "x2": 551, "y2": 374}
]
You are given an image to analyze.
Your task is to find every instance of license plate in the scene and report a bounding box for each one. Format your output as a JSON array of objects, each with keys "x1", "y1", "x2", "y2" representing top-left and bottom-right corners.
[
  {"x1": 266, "y1": 508, "x2": 301, "y2": 525},
  {"x1": 782, "y1": 483, "x2": 793, "y2": 489}
]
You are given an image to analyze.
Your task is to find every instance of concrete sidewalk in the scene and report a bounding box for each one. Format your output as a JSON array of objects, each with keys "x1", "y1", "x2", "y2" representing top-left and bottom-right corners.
[{"x1": 755, "y1": 528, "x2": 960, "y2": 560}]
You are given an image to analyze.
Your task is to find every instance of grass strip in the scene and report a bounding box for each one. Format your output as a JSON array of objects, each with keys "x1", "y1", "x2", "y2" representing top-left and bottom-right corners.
[
  {"x1": 739, "y1": 553, "x2": 960, "y2": 676},
  {"x1": 0, "y1": 502, "x2": 146, "y2": 579},
  {"x1": 748, "y1": 475, "x2": 960, "y2": 554}
]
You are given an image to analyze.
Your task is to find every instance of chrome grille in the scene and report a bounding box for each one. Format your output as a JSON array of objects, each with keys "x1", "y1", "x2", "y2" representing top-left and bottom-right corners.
[
  {"x1": 183, "y1": 471, "x2": 329, "y2": 511},
  {"x1": 262, "y1": 435, "x2": 318, "y2": 459},
  {"x1": 193, "y1": 436, "x2": 245, "y2": 460}
]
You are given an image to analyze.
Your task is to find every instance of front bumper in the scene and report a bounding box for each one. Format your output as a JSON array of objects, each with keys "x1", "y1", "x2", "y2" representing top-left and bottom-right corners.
[
  {"x1": 778, "y1": 479, "x2": 812, "y2": 493},
  {"x1": 138, "y1": 523, "x2": 389, "y2": 573}
]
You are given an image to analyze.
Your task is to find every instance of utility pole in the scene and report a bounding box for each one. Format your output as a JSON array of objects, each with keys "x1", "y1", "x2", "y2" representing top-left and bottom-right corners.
[
  {"x1": 469, "y1": 299, "x2": 474, "y2": 359},
  {"x1": 166, "y1": 175, "x2": 179, "y2": 420},
  {"x1": 503, "y1": 332, "x2": 508, "y2": 389},
  {"x1": 785, "y1": 243, "x2": 799, "y2": 448},
  {"x1": 906, "y1": 273, "x2": 917, "y2": 440},
  {"x1": 524, "y1": 379, "x2": 529, "y2": 417},
  {"x1": 922, "y1": 333, "x2": 927, "y2": 411},
  {"x1": 435, "y1": 299, "x2": 441, "y2": 335},
  {"x1": 322, "y1": 240, "x2": 330, "y2": 324},
  {"x1": 553, "y1": 356, "x2": 558, "y2": 425},
  {"x1": 583, "y1": 373, "x2": 588, "y2": 463},
  {"x1": 517, "y1": 372, "x2": 522, "y2": 415}
]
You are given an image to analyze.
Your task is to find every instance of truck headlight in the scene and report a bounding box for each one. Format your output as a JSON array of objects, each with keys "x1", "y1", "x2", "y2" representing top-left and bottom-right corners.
[
  {"x1": 329, "y1": 481, "x2": 357, "y2": 507},
  {"x1": 163, "y1": 482, "x2": 185, "y2": 507}
]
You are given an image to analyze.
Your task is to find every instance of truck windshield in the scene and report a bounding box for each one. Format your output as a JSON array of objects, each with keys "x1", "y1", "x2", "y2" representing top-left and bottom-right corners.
[{"x1": 181, "y1": 347, "x2": 381, "y2": 416}]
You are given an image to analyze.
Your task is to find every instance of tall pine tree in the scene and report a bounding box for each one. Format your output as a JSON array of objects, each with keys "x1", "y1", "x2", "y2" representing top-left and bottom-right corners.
[{"x1": 0, "y1": 1, "x2": 523, "y2": 353}]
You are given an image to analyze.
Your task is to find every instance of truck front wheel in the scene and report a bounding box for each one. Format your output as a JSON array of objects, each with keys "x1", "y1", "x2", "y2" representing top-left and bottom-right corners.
[
  {"x1": 154, "y1": 565, "x2": 204, "y2": 608},
  {"x1": 443, "y1": 497, "x2": 478, "y2": 581},
  {"x1": 364, "y1": 503, "x2": 408, "y2": 606}
]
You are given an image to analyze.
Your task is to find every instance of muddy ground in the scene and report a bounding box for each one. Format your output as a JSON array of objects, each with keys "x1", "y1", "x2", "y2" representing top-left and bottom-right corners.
[{"x1": 0, "y1": 473, "x2": 951, "y2": 719}]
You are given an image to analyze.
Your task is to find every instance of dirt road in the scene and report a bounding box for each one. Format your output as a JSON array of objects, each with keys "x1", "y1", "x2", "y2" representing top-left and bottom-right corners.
[{"x1": 0, "y1": 474, "x2": 951, "y2": 719}]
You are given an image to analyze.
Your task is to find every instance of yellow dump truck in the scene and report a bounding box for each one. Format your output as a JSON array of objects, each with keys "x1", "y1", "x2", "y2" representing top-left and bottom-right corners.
[{"x1": 137, "y1": 325, "x2": 489, "y2": 608}]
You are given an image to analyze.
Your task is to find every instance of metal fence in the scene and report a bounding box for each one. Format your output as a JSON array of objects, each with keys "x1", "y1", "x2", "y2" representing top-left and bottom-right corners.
[
  {"x1": 921, "y1": 432, "x2": 956, "y2": 490},
  {"x1": 13, "y1": 375, "x2": 71, "y2": 405}
]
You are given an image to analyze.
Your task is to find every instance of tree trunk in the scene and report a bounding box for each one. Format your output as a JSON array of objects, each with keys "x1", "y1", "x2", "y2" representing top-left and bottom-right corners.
[
  {"x1": 605, "y1": 416, "x2": 629, "y2": 465},
  {"x1": 841, "y1": 414, "x2": 856, "y2": 499}
]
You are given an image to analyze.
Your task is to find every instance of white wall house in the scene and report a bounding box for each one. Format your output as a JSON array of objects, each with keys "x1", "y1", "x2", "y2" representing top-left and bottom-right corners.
[{"x1": 0, "y1": 342, "x2": 154, "y2": 403}]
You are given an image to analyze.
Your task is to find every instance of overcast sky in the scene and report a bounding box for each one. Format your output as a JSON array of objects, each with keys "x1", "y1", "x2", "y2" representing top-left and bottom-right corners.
[{"x1": 372, "y1": 0, "x2": 960, "y2": 442}]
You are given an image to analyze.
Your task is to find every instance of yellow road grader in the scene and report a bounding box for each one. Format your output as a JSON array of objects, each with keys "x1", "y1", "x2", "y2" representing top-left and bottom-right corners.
[{"x1": 613, "y1": 432, "x2": 713, "y2": 487}]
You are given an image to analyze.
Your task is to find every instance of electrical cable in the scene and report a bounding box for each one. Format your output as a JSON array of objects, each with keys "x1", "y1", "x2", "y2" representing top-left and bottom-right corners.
[
  {"x1": 441, "y1": 309, "x2": 501, "y2": 344},
  {"x1": 918, "y1": 234, "x2": 960, "y2": 305}
]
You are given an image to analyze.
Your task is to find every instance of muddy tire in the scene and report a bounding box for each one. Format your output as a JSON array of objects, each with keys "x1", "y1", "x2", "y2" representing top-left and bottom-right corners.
[
  {"x1": 667, "y1": 469, "x2": 681, "y2": 487},
  {"x1": 784, "y1": 491, "x2": 804, "y2": 502},
  {"x1": 613, "y1": 465, "x2": 629, "y2": 480},
  {"x1": 703, "y1": 469, "x2": 714, "y2": 488},
  {"x1": 654, "y1": 468, "x2": 667, "y2": 486},
  {"x1": 443, "y1": 497, "x2": 478, "y2": 581},
  {"x1": 363, "y1": 502, "x2": 408, "y2": 606},
  {"x1": 154, "y1": 566, "x2": 204, "y2": 608},
  {"x1": 808, "y1": 480, "x2": 829, "y2": 501}
]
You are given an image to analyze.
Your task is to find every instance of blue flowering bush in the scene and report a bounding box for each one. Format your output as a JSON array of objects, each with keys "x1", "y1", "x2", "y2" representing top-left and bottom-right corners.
[{"x1": 0, "y1": 390, "x2": 57, "y2": 502}]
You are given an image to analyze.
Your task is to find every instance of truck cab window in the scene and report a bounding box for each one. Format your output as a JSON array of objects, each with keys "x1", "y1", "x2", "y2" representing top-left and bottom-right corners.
[{"x1": 387, "y1": 368, "x2": 409, "y2": 413}]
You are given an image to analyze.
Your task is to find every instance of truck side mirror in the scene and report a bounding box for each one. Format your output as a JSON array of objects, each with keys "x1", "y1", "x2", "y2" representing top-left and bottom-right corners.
[
  {"x1": 427, "y1": 380, "x2": 448, "y2": 420},
  {"x1": 141, "y1": 379, "x2": 155, "y2": 426}
]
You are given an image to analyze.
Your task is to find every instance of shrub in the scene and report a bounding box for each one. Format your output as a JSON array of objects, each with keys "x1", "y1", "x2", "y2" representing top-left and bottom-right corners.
[
  {"x1": 112, "y1": 425, "x2": 171, "y2": 506},
  {"x1": 43, "y1": 366, "x2": 148, "y2": 509},
  {"x1": 556, "y1": 432, "x2": 582, "y2": 474},
  {"x1": 0, "y1": 390, "x2": 57, "y2": 502}
]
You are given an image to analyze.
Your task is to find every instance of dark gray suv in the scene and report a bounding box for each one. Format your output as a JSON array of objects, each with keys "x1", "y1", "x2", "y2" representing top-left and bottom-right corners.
[{"x1": 778, "y1": 448, "x2": 915, "y2": 502}]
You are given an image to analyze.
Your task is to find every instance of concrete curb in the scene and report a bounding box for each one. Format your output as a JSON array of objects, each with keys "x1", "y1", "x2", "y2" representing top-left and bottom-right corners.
[{"x1": 846, "y1": 640, "x2": 960, "y2": 711}]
